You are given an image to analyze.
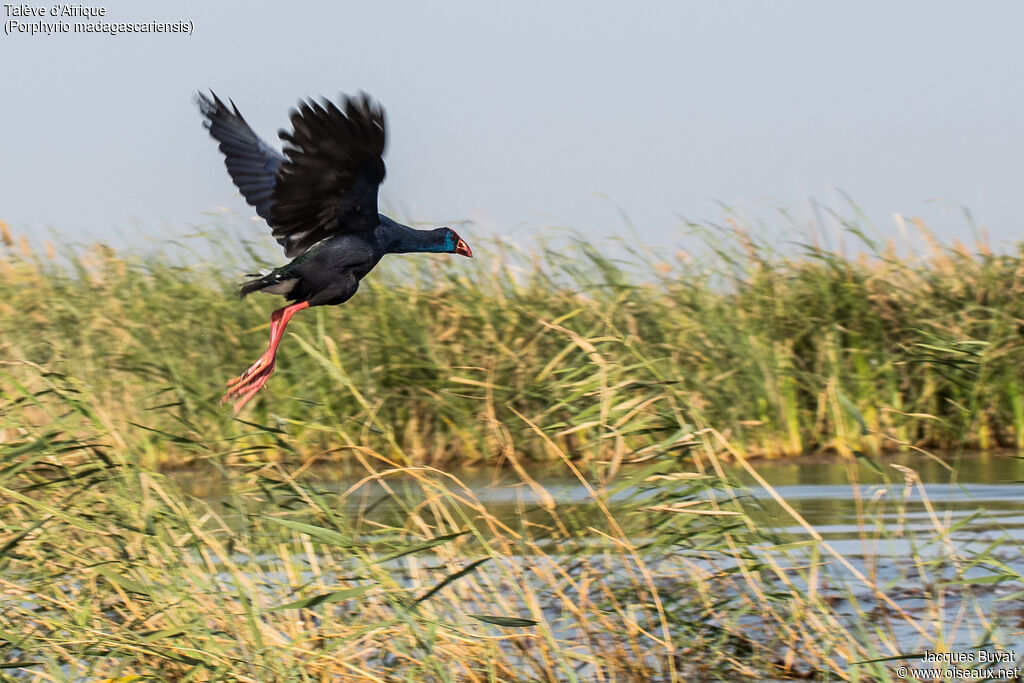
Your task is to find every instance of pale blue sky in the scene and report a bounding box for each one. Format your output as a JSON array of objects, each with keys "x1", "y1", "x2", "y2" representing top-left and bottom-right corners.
[{"x1": 2, "y1": 1, "x2": 1022, "y2": 254}]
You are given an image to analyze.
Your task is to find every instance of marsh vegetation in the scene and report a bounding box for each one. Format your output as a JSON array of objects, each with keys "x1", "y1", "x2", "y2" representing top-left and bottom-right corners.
[{"x1": 2, "y1": 214, "x2": 1023, "y2": 680}]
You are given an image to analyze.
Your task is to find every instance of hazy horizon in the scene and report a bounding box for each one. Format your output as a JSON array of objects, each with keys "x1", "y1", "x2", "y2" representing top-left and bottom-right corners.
[{"x1": 3, "y1": 1, "x2": 1022, "y2": 256}]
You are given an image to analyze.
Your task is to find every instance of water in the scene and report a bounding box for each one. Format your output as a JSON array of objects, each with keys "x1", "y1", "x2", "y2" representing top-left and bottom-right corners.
[
  {"x1": 171, "y1": 450, "x2": 1024, "y2": 602},
  {"x1": 738, "y1": 451, "x2": 1024, "y2": 541},
  {"x1": 169, "y1": 450, "x2": 1024, "y2": 674},
  {"x1": 172, "y1": 450, "x2": 1024, "y2": 543}
]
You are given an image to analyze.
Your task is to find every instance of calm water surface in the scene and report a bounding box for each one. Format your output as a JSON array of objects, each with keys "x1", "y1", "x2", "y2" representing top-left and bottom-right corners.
[
  {"x1": 169, "y1": 451, "x2": 1024, "y2": 672},
  {"x1": 172, "y1": 450, "x2": 1024, "y2": 543}
]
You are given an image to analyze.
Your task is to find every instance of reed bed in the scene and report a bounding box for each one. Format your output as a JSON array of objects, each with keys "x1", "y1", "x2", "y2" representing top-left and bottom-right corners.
[
  {"x1": 1, "y1": 216, "x2": 1023, "y2": 468},
  {"x1": 2, "y1": 368, "x2": 1021, "y2": 681},
  {"x1": 2, "y1": 214, "x2": 1024, "y2": 680}
]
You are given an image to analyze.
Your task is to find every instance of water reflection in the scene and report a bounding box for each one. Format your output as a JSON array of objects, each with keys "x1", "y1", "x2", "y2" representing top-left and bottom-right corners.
[
  {"x1": 167, "y1": 451, "x2": 1024, "y2": 659},
  {"x1": 735, "y1": 452, "x2": 1024, "y2": 538},
  {"x1": 170, "y1": 451, "x2": 1024, "y2": 544}
]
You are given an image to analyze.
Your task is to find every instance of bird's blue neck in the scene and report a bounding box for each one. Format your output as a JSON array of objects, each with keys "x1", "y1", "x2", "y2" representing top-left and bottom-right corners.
[{"x1": 377, "y1": 217, "x2": 453, "y2": 254}]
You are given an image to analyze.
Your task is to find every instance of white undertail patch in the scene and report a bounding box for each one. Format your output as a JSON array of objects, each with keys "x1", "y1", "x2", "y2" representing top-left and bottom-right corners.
[{"x1": 262, "y1": 278, "x2": 299, "y2": 295}]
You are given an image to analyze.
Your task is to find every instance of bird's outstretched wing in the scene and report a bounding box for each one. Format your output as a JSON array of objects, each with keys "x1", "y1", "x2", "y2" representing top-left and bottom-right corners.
[
  {"x1": 272, "y1": 94, "x2": 387, "y2": 258},
  {"x1": 197, "y1": 92, "x2": 284, "y2": 224}
]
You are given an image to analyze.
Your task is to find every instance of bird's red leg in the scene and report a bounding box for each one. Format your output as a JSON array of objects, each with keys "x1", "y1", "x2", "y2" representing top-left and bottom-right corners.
[
  {"x1": 226, "y1": 306, "x2": 290, "y2": 388},
  {"x1": 223, "y1": 300, "x2": 310, "y2": 412}
]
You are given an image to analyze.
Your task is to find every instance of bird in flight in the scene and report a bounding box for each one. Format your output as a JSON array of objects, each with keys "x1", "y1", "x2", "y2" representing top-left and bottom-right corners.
[{"x1": 197, "y1": 91, "x2": 472, "y2": 413}]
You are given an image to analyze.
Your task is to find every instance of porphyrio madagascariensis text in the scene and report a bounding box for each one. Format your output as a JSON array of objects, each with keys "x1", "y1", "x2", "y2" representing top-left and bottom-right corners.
[{"x1": 197, "y1": 91, "x2": 472, "y2": 412}]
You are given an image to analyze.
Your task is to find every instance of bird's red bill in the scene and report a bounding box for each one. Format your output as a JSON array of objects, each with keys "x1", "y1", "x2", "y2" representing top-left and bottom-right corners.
[{"x1": 456, "y1": 239, "x2": 473, "y2": 258}]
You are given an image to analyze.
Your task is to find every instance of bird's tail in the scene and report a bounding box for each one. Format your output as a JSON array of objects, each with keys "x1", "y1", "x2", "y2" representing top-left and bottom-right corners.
[
  {"x1": 237, "y1": 269, "x2": 299, "y2": 298},
  {"x1": 237, "y1": 274, "x2": 269, "y2": 298}
]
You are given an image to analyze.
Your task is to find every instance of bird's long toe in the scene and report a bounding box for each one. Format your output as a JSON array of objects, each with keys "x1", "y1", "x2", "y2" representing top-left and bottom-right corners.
[
  {"x1": 226, "y1": 366, "x2": 275, "y2": 413},
  {"x1": 226, "y1": 353, "x2": 274, "y2": 389},
  {"x1": 222, "y1": 357, "x2": 276, "y2": 405}
]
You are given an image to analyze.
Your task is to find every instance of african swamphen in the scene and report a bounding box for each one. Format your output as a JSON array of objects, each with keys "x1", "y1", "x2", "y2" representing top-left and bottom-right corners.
[{"x1": 197, "y1": 91, "x2": 472, "y2": 412}]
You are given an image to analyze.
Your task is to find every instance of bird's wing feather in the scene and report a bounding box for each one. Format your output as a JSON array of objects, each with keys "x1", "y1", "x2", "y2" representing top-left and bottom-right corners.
[
  {"x1": 271, "y1": 94, "x2": 387, "y2": 258},
  {"x1": 197, "y1": 92, "x2": 284, "y2": 223}
]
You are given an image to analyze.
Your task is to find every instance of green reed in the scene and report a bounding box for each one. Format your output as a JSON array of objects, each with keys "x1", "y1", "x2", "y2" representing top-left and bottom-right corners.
[
  {"x1": 2, "y1": 367, "x2": 1021, "y2": 681},
  {"x1": 2, "y1": 214, "x2": 1021, "y2": 468},
  {"x1": 3, "y1": 204, "x2": 1024, "y2": 678}
]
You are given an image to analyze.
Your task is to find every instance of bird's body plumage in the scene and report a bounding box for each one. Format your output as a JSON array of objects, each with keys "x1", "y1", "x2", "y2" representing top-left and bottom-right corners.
[{"x1": 197, "y1": 90, "x2": 471, "y2": 411}]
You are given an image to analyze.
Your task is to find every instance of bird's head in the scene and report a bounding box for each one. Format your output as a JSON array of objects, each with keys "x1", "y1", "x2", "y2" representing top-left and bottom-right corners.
[{"x1": 443, "y1": 228, "x2": 473, "y2": 258}]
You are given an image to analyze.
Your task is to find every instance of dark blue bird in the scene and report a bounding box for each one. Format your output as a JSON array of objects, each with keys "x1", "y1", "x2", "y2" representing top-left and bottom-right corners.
[{"x1": 197, "y1": 91, "x2": 472, "y2": 412}]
